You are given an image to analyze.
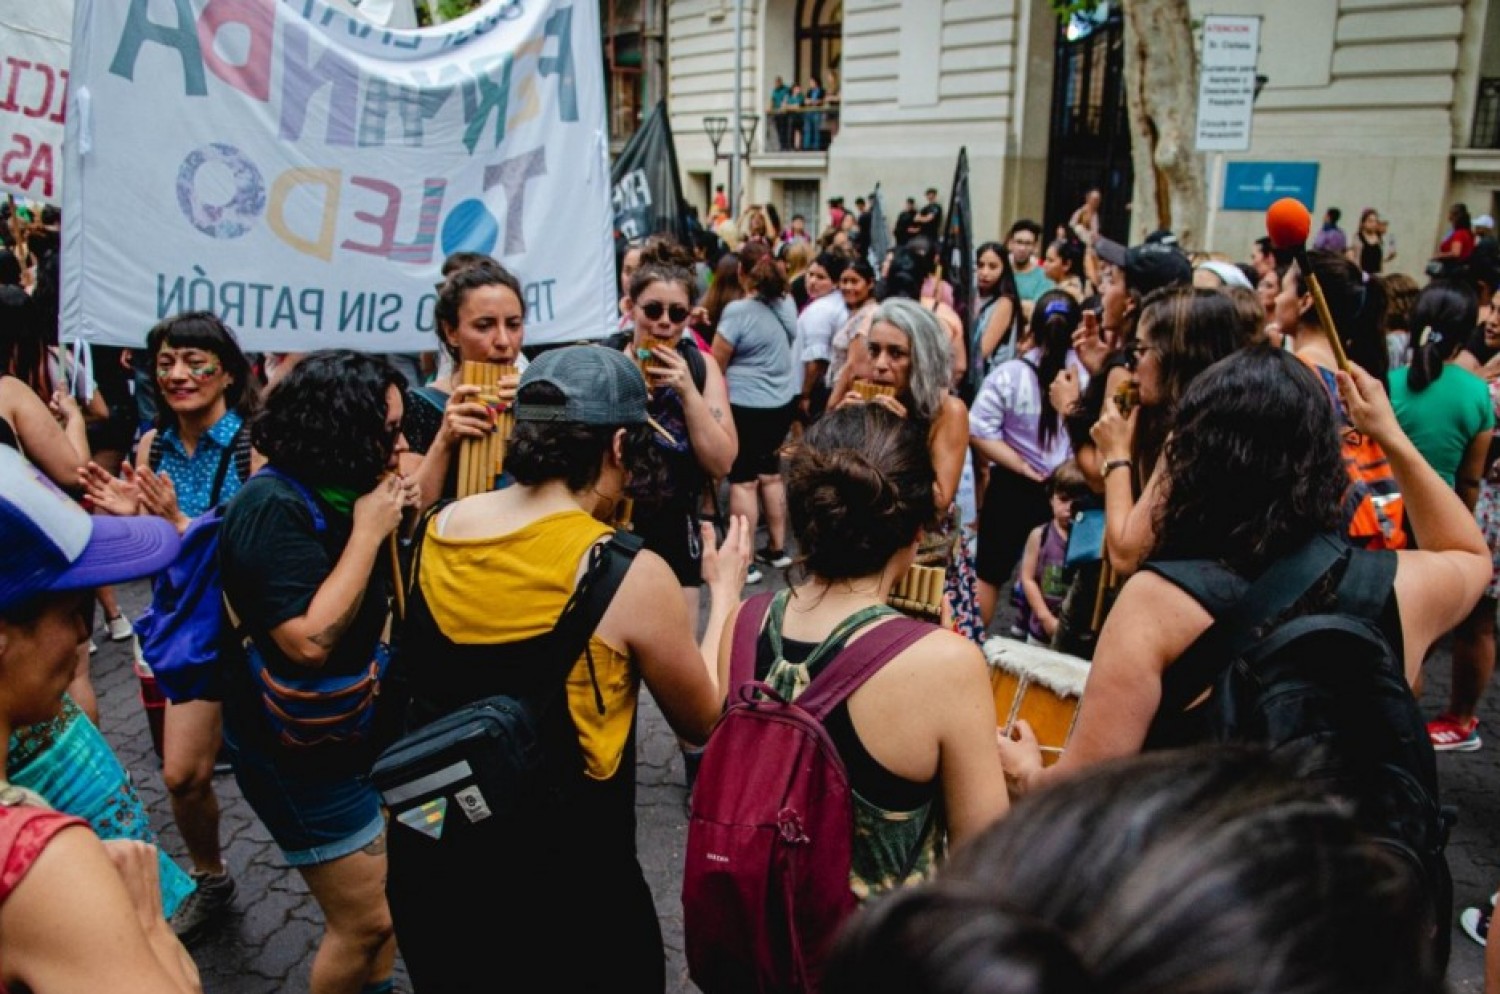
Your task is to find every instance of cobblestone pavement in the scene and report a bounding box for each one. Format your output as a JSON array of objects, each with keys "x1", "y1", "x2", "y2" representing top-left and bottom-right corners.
[{"x1": 92, "y1": 574, "x2": 1499, "y2": 993}]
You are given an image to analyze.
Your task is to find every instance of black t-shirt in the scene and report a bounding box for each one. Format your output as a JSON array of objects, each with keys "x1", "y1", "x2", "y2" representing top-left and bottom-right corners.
[
  {"x1": 402, "y1": 386, "x2": 447, "y2": 456},
  {"x1": 220, "y1": 473, "x2": 391, "y2": 767},
  {"x1": 916, "y1": 203, "x2": 942, "y2": 243},
  {"x1": 894, "y1": 209, "x2": 916, "y2": 245}
]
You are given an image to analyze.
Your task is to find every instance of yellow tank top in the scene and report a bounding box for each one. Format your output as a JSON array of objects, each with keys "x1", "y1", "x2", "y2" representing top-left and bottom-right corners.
[{"x1": 419, "y1": 508, "x2": 637, "y2": 780}]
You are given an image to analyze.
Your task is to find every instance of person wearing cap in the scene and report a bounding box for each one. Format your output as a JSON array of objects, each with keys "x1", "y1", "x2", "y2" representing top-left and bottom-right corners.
[
  {"x1": 1191, "y1": 257, "x2": 1255, "y2": 291},
  {"x1": 385, "y1": 345, "x2": 751, "y2": 991},
  {"x1": 1077, "y1": 234, "x2": 1194, "y2": 384},
  {"x1": 217, "y1": 351, "x2": 418, "y2": 994},
  {"x1": 0, "y1": 446, "x2": 201, "y2": 993}
]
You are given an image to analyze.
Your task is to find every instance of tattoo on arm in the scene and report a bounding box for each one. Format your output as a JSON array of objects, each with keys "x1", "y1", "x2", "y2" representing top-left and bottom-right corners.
[
  {"x1": 309, "y1": 593, "x2": 365, "y2": 652},
  {"x1": 710, "y1": 406, "x2": 724, "y2": 423}
]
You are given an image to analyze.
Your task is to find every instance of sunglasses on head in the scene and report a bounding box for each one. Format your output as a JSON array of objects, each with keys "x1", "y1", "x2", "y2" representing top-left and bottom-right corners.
[{"x1": 640, "y1": 300, "x2": 691, "y2": 324}]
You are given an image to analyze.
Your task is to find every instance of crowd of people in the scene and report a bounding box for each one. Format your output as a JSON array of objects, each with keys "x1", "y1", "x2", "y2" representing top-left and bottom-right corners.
[{"x1": 4, "y1": 180, "x2": 1500, "y2": 994}]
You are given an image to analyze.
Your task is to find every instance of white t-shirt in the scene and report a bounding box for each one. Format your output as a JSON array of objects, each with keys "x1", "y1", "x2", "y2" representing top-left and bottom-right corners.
[{"x1": 797, "y1": 292, "x2": 848, "y2": 365}]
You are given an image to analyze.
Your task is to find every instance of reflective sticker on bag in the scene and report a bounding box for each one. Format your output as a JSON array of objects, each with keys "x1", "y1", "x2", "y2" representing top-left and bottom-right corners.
[{"x1": 454, "y1": 786, "x2": 493, "y2": 823}]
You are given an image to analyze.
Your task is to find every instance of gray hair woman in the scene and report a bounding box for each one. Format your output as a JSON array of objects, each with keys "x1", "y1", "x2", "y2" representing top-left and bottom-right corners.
[{"x1": 836, "y1": 296, "x2": 984, "y2": 640}]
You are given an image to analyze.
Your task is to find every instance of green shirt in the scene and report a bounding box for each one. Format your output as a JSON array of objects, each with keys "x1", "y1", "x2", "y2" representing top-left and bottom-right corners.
[{"x1": 1390, "y1": 364, "x2": 1494, "y2": 487}]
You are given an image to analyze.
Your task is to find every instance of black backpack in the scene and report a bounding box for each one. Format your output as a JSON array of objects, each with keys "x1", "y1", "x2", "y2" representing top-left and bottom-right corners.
[{"x1": 1144, "y1": 534, "x2": 1453, "y2": 969}]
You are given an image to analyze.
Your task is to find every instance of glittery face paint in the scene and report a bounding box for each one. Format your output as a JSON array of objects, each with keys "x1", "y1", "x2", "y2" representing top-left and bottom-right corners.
[{"x1": 155, "y1": 351, "x2": 222, "y2": 382}]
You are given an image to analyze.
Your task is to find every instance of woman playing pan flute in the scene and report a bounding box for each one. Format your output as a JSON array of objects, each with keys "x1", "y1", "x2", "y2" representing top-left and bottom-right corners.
[
  {"x1": 604, "y1": 255, "x2": 737, "y2": 620},
  {"x1": 400, "y1": 262, "x2": 525, "y2": 507},
  {"x1": 835, "y1": 298, "x2": 983, "y2": 640}
]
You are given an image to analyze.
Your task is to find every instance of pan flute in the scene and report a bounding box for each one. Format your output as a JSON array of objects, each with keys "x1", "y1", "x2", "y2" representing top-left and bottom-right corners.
[
  {"x1": 852, "y1": 380, "x2": 896, "y2": 402},
  {"x1": 1115, "y1": 379, "x2": 1140, "y2": 417},
  {"x1": 456, "y1": 360, "x2": 516, "y2": 498},
  {"x1": 888, "y1": 564, "x2": 945, "y2": 619},
  {"x1": 635, "y1": 347, "x2": 664, "y2": 392}
]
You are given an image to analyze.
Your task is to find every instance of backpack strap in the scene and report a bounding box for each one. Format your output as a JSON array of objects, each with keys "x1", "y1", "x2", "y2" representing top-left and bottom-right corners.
[
  {"x1": 680, "y1": 338, "x2": 708, "y2": 393},
  {"x1": 206, "y1": 442, "x2": 236, "y2": 510},
  {"x1": 147, "y1": 430, "x2": 165, "y2": 473},
  {"x1": 1334, "y1": 547, "x2": 1398, "y2": 621},
  {"x1": 729, "y1": 591, "x2": 777, "y2": 692},
  {"x1": 1151, "y1": 534, "x2": 1350, "y2": 717},
  {"x1": 795, "y1": 616, "x2": 933, "y2": 721},
  {"x1": 530, "y1": 529, "x2": 644, "y2": 716}
]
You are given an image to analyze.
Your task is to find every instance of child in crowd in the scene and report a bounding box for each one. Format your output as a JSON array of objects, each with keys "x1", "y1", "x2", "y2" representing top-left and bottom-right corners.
[{"x1": 1017, "y1": 460, "x2": 1089, "y2": 644}]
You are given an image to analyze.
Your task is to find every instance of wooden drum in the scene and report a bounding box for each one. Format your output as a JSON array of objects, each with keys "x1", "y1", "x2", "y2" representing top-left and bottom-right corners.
[{"x1": 983, "y1": 638, "x2": 1089, "y2": 766}]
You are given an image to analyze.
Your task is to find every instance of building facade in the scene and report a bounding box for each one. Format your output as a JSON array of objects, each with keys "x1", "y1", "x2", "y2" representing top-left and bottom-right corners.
[{"x1": 663, "y1": 0, "x2": 1499, "y2": 278}]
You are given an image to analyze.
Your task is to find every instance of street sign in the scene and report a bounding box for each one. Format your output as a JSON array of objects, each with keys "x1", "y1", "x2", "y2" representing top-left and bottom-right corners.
[
  {"x1": 1222, "y1": 162, "x2": 1319, "y2": 212},
  {"x1": 1195, "y1": 15, "x2": 1261, "y2": 153}
]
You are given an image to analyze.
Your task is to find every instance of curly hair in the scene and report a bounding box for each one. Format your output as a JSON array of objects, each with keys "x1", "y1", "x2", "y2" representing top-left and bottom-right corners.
[
  {"x1": 788, "y1": 405, "x2": 936, "y2": 581},
  {"x1": 1152, "y1": 346, "x2": 1346, "y2": 574},
  {"x1": 251, "y1": 351, "x2": 407, "y2": 491},
  {"x1": 145, "y1": 311, "x2": 259, "y2": 429}
]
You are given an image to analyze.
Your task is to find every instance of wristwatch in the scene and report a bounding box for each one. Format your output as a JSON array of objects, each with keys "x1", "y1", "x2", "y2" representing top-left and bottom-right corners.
[{"x1": 1103, "y1": 459, "x2": 1132, "y2": 477}]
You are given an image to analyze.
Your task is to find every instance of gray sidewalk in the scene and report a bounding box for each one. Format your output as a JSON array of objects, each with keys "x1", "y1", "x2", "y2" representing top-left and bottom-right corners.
[{"x1": 93, "y1": 575, "x2": 1498, "y2": 992}]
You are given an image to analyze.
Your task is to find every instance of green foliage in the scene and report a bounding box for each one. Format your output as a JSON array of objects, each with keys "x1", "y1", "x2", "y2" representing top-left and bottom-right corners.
[
  {"x1": 1049, "y1": 0, "x2": 1102, "y2": 18},
  {"x1": 438, "y1": 0, "x2": 484, "y2": 21}
]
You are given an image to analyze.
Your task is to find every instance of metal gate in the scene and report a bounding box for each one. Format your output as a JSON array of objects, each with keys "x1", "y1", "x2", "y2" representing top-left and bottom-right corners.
[{"x1": 1044, "y1": 5, "x2": 1132, "y2": 244}]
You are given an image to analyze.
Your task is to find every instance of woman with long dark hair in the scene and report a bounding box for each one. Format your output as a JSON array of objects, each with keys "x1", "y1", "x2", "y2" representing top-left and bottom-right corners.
[
  {"x1": 712, "y1": 241, "x2": 801, "y2": 577},
  {"x1": 999, "y1": 347, "x2": 1487, "y2": 788},
  {"x1": 969, "y1": 240, "x2": 1022, "y2": 389},
  {"x1": 970, "y1": 289, "x2": 1087, "y2": 625},
  {"x1": 80, "y1": 310, "x2": 260, "y2": 943},
  {"x1": 1387, "y1": 281, "x2": 1496, "y2": 752},
  {"x1": 826, "y1": 257, "x2": 879, "y2": 396},
  {"x1": 219, "y1": 351, "x2": 418, "y2": 994}
]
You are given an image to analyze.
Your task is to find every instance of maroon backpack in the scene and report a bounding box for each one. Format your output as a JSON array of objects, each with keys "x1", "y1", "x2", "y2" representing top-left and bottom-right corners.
[{"x1": 683, "y1": 592, "x2": 932, "y2": 993}]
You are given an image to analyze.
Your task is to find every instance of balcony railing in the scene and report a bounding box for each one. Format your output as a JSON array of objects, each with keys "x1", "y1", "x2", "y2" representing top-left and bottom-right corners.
[
  {"x1": 1473, "y1": 77, "x2": 1500, "y2": 150},
  {"x1": 763, "y1": 104, "x2": 841, "y2": 154}
]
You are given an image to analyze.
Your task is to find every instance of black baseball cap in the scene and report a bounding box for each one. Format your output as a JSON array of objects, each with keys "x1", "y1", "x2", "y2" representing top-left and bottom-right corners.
[
  {"x1": 514, "y1": 346, "x2": 648, "y2": 427},
  {"x1": 1095, "y1": 236, "x2": 1192, "y2": 295}
]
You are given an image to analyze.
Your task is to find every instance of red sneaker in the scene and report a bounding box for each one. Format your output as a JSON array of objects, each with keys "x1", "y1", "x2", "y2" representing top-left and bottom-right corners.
[{"x1": 1427, "y1": 714, "x2": 1482, "y2": 752}]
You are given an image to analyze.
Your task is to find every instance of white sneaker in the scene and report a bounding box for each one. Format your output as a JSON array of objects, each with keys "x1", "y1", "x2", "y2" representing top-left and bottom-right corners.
[
  {"x1": 89, "y1": 640, "x2": 98, "y2": 655},
  {"x1": 746, "y1": 564, "x2": 764, "y2": 585},
  {"x1": 106, "y1": 614, "x2": 134, "y2": 641}
]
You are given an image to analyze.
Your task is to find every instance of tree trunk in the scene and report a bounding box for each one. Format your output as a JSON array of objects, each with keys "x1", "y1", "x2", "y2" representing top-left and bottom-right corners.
[{"x1": 1122, "y1": 0, "x2": 1205, "y2": 249}]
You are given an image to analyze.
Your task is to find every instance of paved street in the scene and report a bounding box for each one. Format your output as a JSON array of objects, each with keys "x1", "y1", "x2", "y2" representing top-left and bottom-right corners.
[{"x1": 91, "y1": 573, "x2": 1500, "y2": 993}]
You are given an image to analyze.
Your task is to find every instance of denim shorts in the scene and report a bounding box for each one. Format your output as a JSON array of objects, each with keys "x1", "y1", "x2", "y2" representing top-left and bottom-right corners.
[{"x1": 223, "y1": 726, "x2": 384, "y2": 867}]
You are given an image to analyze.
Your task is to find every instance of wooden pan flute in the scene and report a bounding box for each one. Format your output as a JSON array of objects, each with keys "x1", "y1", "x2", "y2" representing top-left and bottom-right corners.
[
  {"x1": 456, "y1": 360, "x2": 516, "y2": 498},
  {"x1": 853, "y1": 380, "x2": 896, "y2": 401},
  {"x1": 888, "y1": 564, "x2": 945, "y2": 619},
  {"x1": 635, "y1": 347, "x2": 664, "y2": 391}
]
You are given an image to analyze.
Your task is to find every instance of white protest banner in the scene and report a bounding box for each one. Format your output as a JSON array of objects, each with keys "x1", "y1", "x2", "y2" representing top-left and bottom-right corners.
[
  {"x1": 63, "y1": 0, "x2": 613, "y2": 352},
  {"x1": 0, "y1": 5, "x2": 71, "y2": 205}
]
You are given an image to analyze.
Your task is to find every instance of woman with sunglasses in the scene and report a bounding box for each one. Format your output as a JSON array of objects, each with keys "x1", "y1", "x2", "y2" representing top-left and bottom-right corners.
[
  {"x1": 606, "y1": 259, "x2": 737, "y2": 620},
  {"x1": 1089, "y1": 287, "x2": 1262, "y2": 576}
]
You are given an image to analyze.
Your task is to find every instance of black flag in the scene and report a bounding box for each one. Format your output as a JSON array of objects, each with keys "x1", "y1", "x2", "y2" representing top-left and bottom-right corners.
[
  {"x1": 867, "y1": 184, "x2": 890, "y2": 272},
  {"x1": 611, "y1": 101, "x2": 690, "y2": 248},
  {"x1": 942, "y1": 147, "x2": 974, "y2": 327}
]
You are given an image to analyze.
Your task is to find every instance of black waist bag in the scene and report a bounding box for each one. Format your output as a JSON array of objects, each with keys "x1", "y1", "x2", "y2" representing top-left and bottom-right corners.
[{"x1": 371, "y1": 529, "x2": 641, "y2": 840}]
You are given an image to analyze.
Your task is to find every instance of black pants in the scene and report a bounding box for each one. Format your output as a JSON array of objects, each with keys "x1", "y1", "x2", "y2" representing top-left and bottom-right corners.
[{"x1": 976, "y1": 466, "x2": 1050, "y2": 587}]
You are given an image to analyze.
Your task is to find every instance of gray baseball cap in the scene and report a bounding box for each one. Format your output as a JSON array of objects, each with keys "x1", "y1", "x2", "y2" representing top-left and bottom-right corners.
[{"x1": 513, "y1": 345, "x2": 648, "y2": 426}]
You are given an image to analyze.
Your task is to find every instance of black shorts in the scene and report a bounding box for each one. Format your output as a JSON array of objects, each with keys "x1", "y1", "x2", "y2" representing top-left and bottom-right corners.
[
  {"x1": 631, "y1": 505, "x2": 703, "y2": 588},
  {"x1": 729, "y1": 402, "x2": 796, "y2": 483},
  {"x1": 975, "y1": 466, "x2": 1051, "y2": 586}
]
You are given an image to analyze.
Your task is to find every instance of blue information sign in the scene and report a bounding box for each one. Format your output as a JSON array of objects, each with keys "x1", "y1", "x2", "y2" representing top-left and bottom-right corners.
[{"x1": 1222, "y1": 162, "x2": 1319, "y2": 212}]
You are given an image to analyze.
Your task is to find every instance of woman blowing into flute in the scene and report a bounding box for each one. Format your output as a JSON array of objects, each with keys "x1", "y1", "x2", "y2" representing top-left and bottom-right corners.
[
  {"x1": 401, "y1": 262, "x2": 525, "y2": 506},
  {"x1": 604, "y1": 241, "x2": 738, "y2": 619}
]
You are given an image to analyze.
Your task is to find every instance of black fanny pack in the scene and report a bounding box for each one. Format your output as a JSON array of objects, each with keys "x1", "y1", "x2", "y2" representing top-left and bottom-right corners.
[{"x1": 372, "y1": 528, "x2": 641, "y2": 842}]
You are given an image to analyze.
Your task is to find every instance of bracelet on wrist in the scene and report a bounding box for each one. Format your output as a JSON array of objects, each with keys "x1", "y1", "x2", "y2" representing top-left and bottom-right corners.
[{"x1": 1103, "y1": 458, "x2": 1132, "y2": 477}]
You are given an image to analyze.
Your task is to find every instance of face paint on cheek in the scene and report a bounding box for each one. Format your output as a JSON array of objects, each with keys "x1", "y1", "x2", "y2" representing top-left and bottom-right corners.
[{"x1": 187, "y1": 362, "x2": 222, "y2": 381}]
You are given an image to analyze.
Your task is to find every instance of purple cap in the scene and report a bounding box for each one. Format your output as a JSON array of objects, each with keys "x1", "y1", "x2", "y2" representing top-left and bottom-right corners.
[{"x1": 0, "y1": 447, "x2": 179, "y2": 613}]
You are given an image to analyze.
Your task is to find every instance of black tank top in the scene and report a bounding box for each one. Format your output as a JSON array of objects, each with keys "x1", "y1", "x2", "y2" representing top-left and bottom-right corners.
[{"x1": 1359, "y1": 235, "x2": 1384, "y2": 275}]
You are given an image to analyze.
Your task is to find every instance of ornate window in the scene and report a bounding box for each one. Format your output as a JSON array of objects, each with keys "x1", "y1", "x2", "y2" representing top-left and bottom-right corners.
[{"x1": 795, "y1": 0, "x2": 842, "y2": 94}]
